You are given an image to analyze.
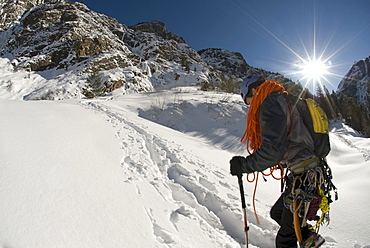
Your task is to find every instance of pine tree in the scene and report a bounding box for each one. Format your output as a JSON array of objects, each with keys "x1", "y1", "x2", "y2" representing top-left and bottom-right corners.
[
  {"x1": 180, "y1": 53, "x2": 191, "y2": 73},
  {"x1": 360, "y1": 103, "x2": 370, "y2": 137},
  {"x1": 329, "y1": 91, "x2": 340, "y2": 120},
  {"x1": 315, "y1": 85, "x2": 334, "y2": 120},
  {"x1": 82, "y1": 69, "x2": 106, "y2": 99},
  {"x1": 342, "y1": 95, "x2": 362, "y2": 133}
]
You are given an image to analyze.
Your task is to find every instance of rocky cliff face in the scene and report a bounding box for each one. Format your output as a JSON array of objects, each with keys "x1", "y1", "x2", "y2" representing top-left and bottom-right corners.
[
  {"x1": 129, "y1": 20, "x2": 186, "y2": 44},
  {"x1": 198, "y1": 48, "x2": 283, "y2": 80},
  {"x1": 338, "y1": 56, "x2": 370, "y2": 111},
  {"x1": 0, "y1": 0, "x2": 277, "y2": 100},
  {"x1": 0, "y1": 0, "x2": 55, "y2": 31},
  {"x1": 3, "y1": 1, "x2": 130, "y2": 70},
  {"x1": 198, "y1": 48, "x2": 249, "y2": 78},
  {"x1": 1, "y1": 0, "x2": 146, "y2": 99}
]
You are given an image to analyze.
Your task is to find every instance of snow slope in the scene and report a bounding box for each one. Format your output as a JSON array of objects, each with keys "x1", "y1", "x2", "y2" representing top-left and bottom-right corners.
[{"x1": 1, "y1": 87, "x2": 370, "y2": 248}]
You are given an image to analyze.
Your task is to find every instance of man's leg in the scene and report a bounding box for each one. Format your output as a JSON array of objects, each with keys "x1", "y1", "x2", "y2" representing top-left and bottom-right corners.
[
  {"x1": 270, "y1": 194, "x2": 283, "y2": 225},
  {"x1": 271, "y1": 194, "x2": 298, "y2": 248}
]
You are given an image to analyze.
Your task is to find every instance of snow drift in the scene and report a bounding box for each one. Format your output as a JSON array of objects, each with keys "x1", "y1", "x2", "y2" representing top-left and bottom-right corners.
[{"x1": 1, "y1": 87, "x2": 370, "y2": 248}]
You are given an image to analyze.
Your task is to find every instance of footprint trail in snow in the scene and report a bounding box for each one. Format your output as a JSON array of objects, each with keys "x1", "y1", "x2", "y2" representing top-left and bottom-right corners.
[
  {"x1": 81, "y1": 99, "x2": 337, "y2": 248},
  {"x1": 81, "y1": 100, "x2": 281, "y2": 247}
]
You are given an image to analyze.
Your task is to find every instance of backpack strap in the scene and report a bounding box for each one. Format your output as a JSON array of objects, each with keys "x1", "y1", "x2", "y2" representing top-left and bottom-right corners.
[{"x1": 285, "y1": 93, "x2": 294, "y2": 139}]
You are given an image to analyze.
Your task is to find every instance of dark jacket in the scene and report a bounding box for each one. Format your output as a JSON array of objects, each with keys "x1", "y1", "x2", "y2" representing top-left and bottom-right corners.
[{"x1": 244, "y1": 92, "x2": 316, "y2": 172}]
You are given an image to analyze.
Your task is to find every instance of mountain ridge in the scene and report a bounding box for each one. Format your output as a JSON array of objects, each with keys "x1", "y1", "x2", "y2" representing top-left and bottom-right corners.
[
  {"x1": 0, "y1": 0, "x2": 283, "y2": 100},
  {"x1": 0, "y1": 0, "x2": 368, "y2": 110}
]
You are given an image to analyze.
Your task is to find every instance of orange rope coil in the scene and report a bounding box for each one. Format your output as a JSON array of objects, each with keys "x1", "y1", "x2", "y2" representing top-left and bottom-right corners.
[{"x1": 240, "y1": 80, "x2": 286, "y2": 153}]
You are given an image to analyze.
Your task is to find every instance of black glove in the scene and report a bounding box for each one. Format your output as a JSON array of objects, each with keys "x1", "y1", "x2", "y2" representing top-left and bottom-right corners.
[{"x1": 230, "y1": 156, "x2": 254, "y2": 176}]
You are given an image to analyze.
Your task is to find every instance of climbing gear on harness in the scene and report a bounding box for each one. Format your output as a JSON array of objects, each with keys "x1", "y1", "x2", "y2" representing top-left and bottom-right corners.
[
  {"x1": 284, "y1": 160, "x2": 337, "y2": 245},
  {"x1": 293, "y1": 200, "x2": 303, "y2": 243}
]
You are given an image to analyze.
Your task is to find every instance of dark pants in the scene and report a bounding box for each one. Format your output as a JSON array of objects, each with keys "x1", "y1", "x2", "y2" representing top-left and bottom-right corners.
[{"x1": 270, "y1": 193, "x2": 298, "y2": 248}]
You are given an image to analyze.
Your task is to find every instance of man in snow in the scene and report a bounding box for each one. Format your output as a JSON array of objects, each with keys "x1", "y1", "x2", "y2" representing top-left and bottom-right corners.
[{"x1": 229, "y1": 75, "x2": 324, "y2": 248}]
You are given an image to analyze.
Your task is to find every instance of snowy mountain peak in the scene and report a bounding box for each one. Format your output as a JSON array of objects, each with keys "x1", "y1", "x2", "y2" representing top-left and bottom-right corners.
[{"x1": 338, "y1": 56, "x2": 370, "y2": 109}]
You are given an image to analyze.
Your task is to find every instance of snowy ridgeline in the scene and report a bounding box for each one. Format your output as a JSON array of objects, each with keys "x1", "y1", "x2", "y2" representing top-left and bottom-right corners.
[{"x1": 1, "y1": 87, "x2": 370, "y2": 248}]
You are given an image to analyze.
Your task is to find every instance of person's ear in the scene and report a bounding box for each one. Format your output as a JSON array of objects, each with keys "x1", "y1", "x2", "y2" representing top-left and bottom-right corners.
[{"x1": 251, "y1": 88, "x2": 257, "y2": 96}]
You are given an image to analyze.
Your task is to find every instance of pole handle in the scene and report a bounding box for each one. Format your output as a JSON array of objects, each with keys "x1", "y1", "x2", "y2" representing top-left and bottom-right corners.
[{"x1": 238, "y1": 175, "x2": 246, "y2": 209}]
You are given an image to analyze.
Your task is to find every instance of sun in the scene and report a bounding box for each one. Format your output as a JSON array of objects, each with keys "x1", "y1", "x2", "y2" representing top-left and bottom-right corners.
[
  {"x1": 301, "y1": 59, "x2": 328, "y2": 81},
  {"x1": 229, "y1": 0, "x2": 343, "y2": 92},
  {"x1": 294, "y1": 55, "x2": 332, "y2": 91}
]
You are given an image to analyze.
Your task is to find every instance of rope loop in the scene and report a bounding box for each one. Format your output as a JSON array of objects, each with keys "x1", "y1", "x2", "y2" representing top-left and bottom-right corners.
[{"x1": 246, "y1": 172, "x2": 256, "y2": 183}]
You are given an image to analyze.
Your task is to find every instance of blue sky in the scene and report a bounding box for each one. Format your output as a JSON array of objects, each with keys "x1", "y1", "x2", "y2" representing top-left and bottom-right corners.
[{"x1": 76, "y1": 0, "x2": 370, "y2": 92}]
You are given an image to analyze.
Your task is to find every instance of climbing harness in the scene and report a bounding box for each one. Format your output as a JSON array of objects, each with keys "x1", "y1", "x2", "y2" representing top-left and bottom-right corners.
[{"x1": 285, "y1": 159, "x2": 337, "y2": 242}]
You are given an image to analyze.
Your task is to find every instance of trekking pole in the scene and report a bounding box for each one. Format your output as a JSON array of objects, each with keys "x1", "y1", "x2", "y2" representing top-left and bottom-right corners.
[{"x1": 238, "y1": 174, "x2": 249, "y2": 248}]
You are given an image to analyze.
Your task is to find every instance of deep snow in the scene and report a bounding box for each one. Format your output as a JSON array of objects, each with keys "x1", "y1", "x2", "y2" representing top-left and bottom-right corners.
[{"x1": 1, "y1": 87, "x2": 370, "y2": 248}]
